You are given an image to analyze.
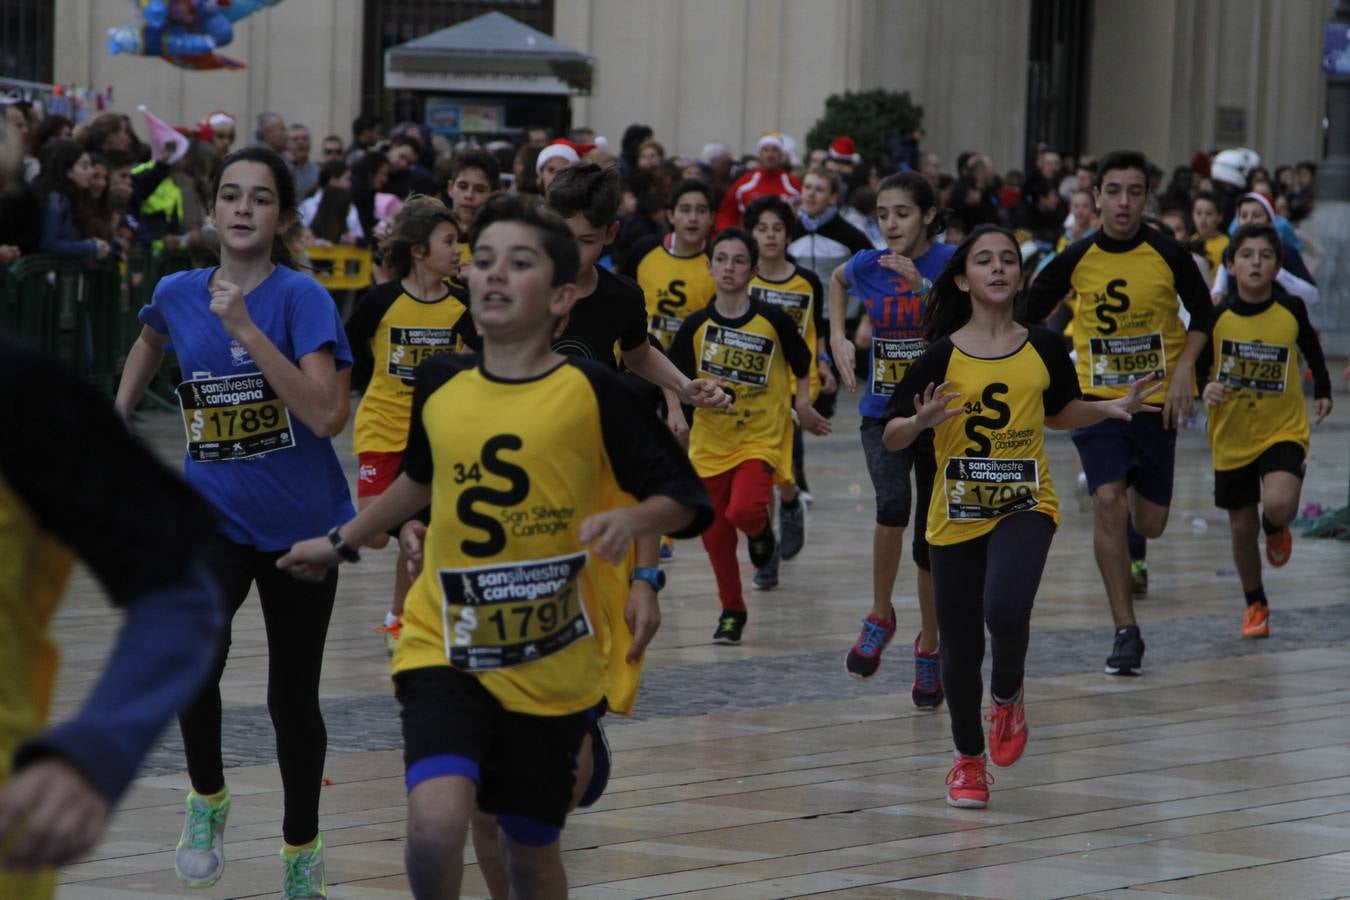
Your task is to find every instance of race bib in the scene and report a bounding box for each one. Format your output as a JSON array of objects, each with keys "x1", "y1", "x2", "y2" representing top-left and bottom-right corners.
[
  {"x1": 648, "y1": 315, "x2": 684, "y2": 350},
  {"x1": 387, "y1": 326, "x2": 460, "y2": 380},
  {"x1": 439, "y1": 552, "x2": 592, "y2": 670},
  {"x1": 1089, "y1": 333, "x2": 1165, "y2": 387},
  {"x1": 753, "y1": 287, "x2": 810, "y2": 335},
  {"x1": 176, "y1": 373, "x2": 294, "y2": 462},
  {"x1": 944, "y1": 457, "x2": 1040, "y2": 521},
  {"x1": 699, "y1": 324, "x2": 775, "y2": 387},
  {"x1": 1218, "y1": 339, "x2": 1289, "y2": 393},
  {"x1": 871, "y1": 337, "x2": 927, "y2": 397}
]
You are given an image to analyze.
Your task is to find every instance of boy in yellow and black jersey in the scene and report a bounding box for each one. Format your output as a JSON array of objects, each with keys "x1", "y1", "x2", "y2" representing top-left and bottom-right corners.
[
  {"x1": 1198, "y1": 224, "x2": 1332, "y2": 640},
  {"x1": 1024, "y1": 149, "x2": 1214, "y2": 677},
  {"x1": 669, "y1": 228, "x2": 830, "y2": 643},
  {"x1": 623, "y1": 179, "x2": 717, "y2": 352},
  {"x1": 280, "y1": 196, "x2": 710, "y2": 899}
]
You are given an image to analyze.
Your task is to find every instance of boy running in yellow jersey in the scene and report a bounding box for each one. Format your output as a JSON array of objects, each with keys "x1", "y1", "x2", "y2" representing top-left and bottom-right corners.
[
  {"x1": 1190, "y1": 191, "x2": 1227, "y2": 287},
  {"x1": 1200, "y1": 224, "x2": 1332, "y2": 639},
  {"x1": 1025, "y1": 150, "x2": 1214, "y2": 676},
  {"x1": 280, "y1": 195, "x2": 711, "y2": 899},
  {"x1": 669, "y1": 228, "x2": 831, "y2": 642},
  {"x1": 345, "y1": 197, "x2": 478, "y2": 650},
  {"x1": 745, "y1": 194, "x2": 833, "y2": 579},
  {"x1": 446, "y1": 150, "x2": 499, "y2": 271}
]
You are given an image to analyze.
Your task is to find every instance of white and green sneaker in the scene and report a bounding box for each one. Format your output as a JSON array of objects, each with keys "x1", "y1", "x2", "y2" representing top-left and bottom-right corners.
[
  {"x1": 281, "y1": 836, "x2": 327, "y2": 899},
  {"x1": 174, "y1": 788, "x2": 230, "y2": 887}
]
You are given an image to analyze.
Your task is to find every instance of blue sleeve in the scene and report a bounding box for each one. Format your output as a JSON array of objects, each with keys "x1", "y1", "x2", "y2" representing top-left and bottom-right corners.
[
  {"x1": 138, "y1": 272, "x2": 172, "y2": 337},
  {"x1": 40, "y1": 193, "x2": 97, "y2": 259},
  {"x1": 843, "y1": 250, "x2": 872, "y2": 292},
  {"x1": 12, "y1": 562, "x2": 224, "y2": 803},
  {"x1": 287, "y1": 273, "x2": 353, "y2": 370}
]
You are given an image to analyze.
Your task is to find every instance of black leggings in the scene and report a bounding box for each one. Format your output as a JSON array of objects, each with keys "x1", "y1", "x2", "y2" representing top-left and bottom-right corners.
[
  {"x1": 178, "y1": 536, "x2": 338, "y2": 845},
  {"x1": 929, "y1": 512, "x2": 1055, "y2": 757}
]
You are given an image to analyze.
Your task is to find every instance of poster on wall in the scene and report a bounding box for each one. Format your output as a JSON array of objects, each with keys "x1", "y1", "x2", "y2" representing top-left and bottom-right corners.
[
  {"x1": 460, "y1": 105, "x2": 502, "y2": 133},
  {"x1": 426, "y1": 100, "x2": 460, "y2": 135}
]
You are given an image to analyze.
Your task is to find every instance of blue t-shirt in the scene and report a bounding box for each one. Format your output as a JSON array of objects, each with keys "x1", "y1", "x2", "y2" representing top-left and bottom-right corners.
[
  {"x1": 140, "y1": 266, "x2": 356, "y2": 550},
  {"x1": 845, "y1": 242, "x2": 956, "y2": 418}
]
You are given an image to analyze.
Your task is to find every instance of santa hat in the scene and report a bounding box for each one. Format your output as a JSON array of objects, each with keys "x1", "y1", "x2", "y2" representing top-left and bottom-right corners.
[
  {"x1": 535, "y1": 139, "x2": 580, "y2": 174},
  {"x1": 828, "y1": 136, "x2": 861, "y2": 164},
  {"x1": 206, "y1": 111, "x2": 236, "y2": 131},
  {"x1": 139, "y1": 105, "x2": 189, "y2": 164},
  {"x1": 1239, "y1": 191, "x2": 1278, "y2": 223},
  {"x1": 756, "y1": 132, "x2": 785, "y2": 152}
]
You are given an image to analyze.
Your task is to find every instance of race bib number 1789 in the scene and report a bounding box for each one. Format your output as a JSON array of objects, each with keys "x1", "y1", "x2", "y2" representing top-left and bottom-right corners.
[{"x1": 176, "y1": 373, "x2": 294, "y2": 462}]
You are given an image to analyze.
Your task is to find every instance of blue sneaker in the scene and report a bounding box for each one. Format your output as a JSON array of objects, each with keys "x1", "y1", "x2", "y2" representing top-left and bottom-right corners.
[
  {"x1": 912, "y1": 634, "x2": 943, "y2": 709},
  {"x1": 659, "y1": 536, "x2": 675, "y2": 561},
  {"x1": 845, "y1": 611, "x2": 896, "y2": 679}
]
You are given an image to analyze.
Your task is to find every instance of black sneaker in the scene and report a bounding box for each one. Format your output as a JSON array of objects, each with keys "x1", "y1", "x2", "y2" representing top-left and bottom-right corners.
[
  {"x1": 1104, "y1": 625, "x2": 1145, "y2": 676},
  {"x1": 752, "y1": 545, "x2": 780, "y2": 590},
  {"x1": 779, "y1": 500, "x2": 805, "y2": 560},
  {"x1": 713, "y1": 611, "x2": 747, "y2": 644},
  {"x1": 746, "y1": 520, "x2": 776, "y2": 569}
]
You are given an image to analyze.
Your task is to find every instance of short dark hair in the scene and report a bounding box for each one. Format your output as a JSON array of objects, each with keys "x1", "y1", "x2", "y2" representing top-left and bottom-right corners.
[
  {"x1": 743, "y1": 194, "x2": 794, "y2": 234},
  {"x1": 667, "y1": 178, "x2": 712, "y2": 210},
  {"x1": 546, "y1": 163, "x2": 621, "y2": 228},
  {"x1": 1192, "y1": 190, "x2": 1221, "y2": 211},
  {"x1": 389, "y1": 134, "x2": 420, "y2": 153},
  {"x1": 470, "y1": 194, "x2": 580, "y2": 286},
  {"x1": 451, "y1": 149, "x2": 501, "y2": 189},
  {"x1": 1095, "y1": 150, "x2": 1150, "y2": 188},
  {"x1": 352, "y1": 114, "x2": 379, "y2": 137},
  {"x1": 709, "y1": 227, "x2": 758, "y2": 267},
  {"x1": 1227, "y1": 223, "x2": 1283, "y2": 264}
]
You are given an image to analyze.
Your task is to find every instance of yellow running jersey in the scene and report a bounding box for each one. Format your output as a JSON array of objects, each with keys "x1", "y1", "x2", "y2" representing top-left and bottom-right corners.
[
  {"x1": 749, "y1": 264, "x2": 824, "y2": 401},
  {"x1": 628, "y1": 237, "x2": 716, "y2": 350},
  {"x1": 394, "y1": 355, "x2": 710, "y2": 716},
  {"x1": 346, "y1": 280, "x2": 478, "y2": 454},
  {"x1": 669, "y1": 300, "x2": 812, "y2": 480},
  {"x1": 888, "y1": 328, "x2": 1080, "y2": 546},
  {"x1": 1027, "y1": 228, "x2": 1212, "y2": 401},
  {"x1": 1196, "y1": 233, "x2": 1229, "y2": 287},
  {"x1": 1204, "y1": 292, "x2": 1331, "y2": 472}
]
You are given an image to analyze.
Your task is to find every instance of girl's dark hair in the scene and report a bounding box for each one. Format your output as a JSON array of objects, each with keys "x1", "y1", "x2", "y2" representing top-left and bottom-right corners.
[
  {"x1": 923, "y1": 224, "x2": 1022, "y2": 342},
  {"x1": 317, "y1": 159, "x2": 348, "y2": 190},
  {"x1": 349, "y1": 150, "x2": 389, "y2": 246},
  {"x1": 211, "y1": 146, "x2": 299, "y2": 268},
  {"x1": 876, "y1": 170, "x2": 945, "y2": 238},
  {"x1": 470, "y1": 194, "x2": 579, "y2": 286},
  {"x1": 310, "y1": 186, "x2": 353, "y2": 244},
  {"x1": 36, "y1": 139, "x2": 101, "y2": 239},
  {"x1": 709, "y1": 227, "x2": 758, "y2": 267},
  {"x1": 743, "y1": 194, "x2": 793, "y2": 235},
  {"x1": 378, "y1": 194, "x2": 458, "y2": 278},
  {"x1": 1226, "y1": 223, "x2": 1283, "y2": 265},
  {"x1": 31, "y1": 114, "x2": 73, "y2": 157}
]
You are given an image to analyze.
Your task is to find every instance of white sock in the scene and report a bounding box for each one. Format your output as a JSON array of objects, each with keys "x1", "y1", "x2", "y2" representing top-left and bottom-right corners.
[{"x1": 384, "y1": 611, "x2": 399, "y2": 627}]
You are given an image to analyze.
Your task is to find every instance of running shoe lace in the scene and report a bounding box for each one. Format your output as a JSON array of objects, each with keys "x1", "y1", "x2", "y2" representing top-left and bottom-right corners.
[
  {"x1": 857, "y1": 619, "x2": 892, "y2": 656},
  {"x1": 719, "y1": 615, "x2": 739, "y2": 631},
  {"x1": 283, "y1": 850, "x2": 317, "y2": 897},
  {"x1": 914, "y1": 650, "x2": 941, "y2": 693},
  {"x1": 185, "y1": 800, "x2": 227, "y2": 851},
  {"x1": 945, "y1": 756, "x2": 994, "y2": 789}
]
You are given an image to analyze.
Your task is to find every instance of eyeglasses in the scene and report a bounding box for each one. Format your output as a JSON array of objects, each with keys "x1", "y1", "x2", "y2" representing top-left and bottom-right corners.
[{"x1": 322, "y1": 145, "x2": 343, "y2": 157}]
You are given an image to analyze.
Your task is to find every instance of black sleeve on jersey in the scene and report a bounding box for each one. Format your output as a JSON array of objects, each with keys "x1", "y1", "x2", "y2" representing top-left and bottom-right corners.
[
  {"x1": 1028, "y1": 326, "x2": 1083, "y2": 416},
  {"x1": 610, "y1": 270, "x2": 651, "y2": 352},
  {"x1": 761, "y1": 303, "x2": 811, "y2": 377},
  {"x1": 1194, "y1": 297, "x2": 1233, "y2": 386},
  {"x1": 801, "y1": 266, "x2": 826, "y2": 341},
  {"x1": 1283, "y1": 246, "x2": 1316, "y2": 285},
  {"x1": 1278, "y1": 292, "x2": 1332, "y2": 399},
  {"x1": 344, "y1": 281, "x2": 403, "y2": 392},
  {"x1": 401, "y1": 353, "x2": 479, "y2": 484},
  {"x1": 1143, "y1": 228, "x2": 1214, "y2": 335},
  {"x1": 445, "y1": 283, "x2": 482, "y2": 352},
  {"x1": 1022, "y1": 235, "x2": 1092, "y2": 324},
  {"x1": 620, "y1": 235, "x2": 660, "y2": 280},
  {"x1": 0, "y1": 333, "x2": 218, "y2": 605},
  {"x1": 571, "y1": 360, "x2": 713, "y2": 539},
  {"x1": 667, "y1": 308, "x2": 709, "y2": 380},
  {"x1": 885, "y1": 338, "x2": 955, "y2": 420}
]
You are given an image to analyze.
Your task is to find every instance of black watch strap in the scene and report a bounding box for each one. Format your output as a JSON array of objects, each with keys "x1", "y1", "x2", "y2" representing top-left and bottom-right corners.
[{"x1": 328, "y1": 526, "x2": 361, "y2": 563}]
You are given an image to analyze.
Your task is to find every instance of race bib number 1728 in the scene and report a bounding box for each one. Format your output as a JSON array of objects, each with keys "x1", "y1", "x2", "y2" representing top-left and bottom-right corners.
[{"x1": 1218, "y1": 339, "x2": 1289, "y2": 393}]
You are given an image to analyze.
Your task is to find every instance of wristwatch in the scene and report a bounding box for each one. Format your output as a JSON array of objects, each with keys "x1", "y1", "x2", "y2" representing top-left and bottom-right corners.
[
  {"x1": 327, "y1": 526, "x2": 361, "y2": 563},
  {"x1": 630, "y1": 566, "x2": 666, "y2": 592}
]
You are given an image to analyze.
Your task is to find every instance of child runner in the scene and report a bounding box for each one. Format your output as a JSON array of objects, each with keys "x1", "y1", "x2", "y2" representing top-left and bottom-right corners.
[
  {"x1": 345, "y1": 196, "x2": 479, "y2": 650},
  {"x1": 828, "y1": 171, "x2": 953, "y2": 704},
  {"x1": 1200, "y1": 224, "x2": 1332, "y2": 639},
  {"x1": 745, "y1": 194, "x2": 833, "y2": 573},
  {"x1": 114, "y1": 147, "x2": 353, "y2": 899},
  {"x1": 446, "y1": 149, "x2": 500, "y2": 271},
  {"x1": 670, "y1": 228, "x2": 831, "y2": 643},
  {"x1": 278, "y1": 194, "x2": 711, "y2": 899},
  {"x1": 883, "y1": 225, "x2": 1160, "y2": 808},
  {"x1": 1191, "y1": 191, "x2": 1228, "y2": 287}
]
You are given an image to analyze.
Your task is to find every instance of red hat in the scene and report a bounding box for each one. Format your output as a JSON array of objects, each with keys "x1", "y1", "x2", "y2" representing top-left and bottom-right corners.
[
  {"x1": 828, "y1": 136, "x2": 861, "y2": 164},
  {"x1": 535, "y1": 139, "x2": 580, "y2": 174}
]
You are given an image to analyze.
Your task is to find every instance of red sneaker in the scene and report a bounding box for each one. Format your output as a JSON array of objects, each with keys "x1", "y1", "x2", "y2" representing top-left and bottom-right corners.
[
  {"x1": 945, "y1": 753, "x2": 992, "y2": 808},
  {"x1": 1265, "y1": 527, "x2": 1292, "y2": 567},
  {"x1": 986, "y1": 689, "x2": 1028, "y2": 767},
  {"x1": 1242, "y1": 603, "x2": 1270, "y2": 639},
  {"x1": 845, "y1": 611, "x2": 896, "y2": 679}
]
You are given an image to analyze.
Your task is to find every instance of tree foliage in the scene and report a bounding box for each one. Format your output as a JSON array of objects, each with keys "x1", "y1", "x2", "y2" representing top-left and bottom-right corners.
[{"x1": 805, "y1": 89, "x2": 924, "y2": 167}]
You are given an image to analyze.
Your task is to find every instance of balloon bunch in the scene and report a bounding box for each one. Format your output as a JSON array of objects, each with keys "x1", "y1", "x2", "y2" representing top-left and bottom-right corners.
[{"x1": 107, "y1": 0, "x2": 284, "y2": 71}]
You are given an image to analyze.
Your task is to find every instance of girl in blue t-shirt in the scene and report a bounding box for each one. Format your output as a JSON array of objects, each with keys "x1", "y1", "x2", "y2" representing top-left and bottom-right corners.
[
  {"x1": 115, "y1": 147, "x2": 352, "y2": 896},
  {"x1": 826, "y1": 171, "x2": 955, "y2": 699}
]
